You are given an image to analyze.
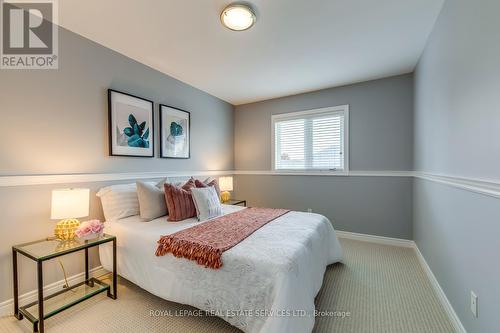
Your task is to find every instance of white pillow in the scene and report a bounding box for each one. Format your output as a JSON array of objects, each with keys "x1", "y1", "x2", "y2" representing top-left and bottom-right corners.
[
  {"x1": 190, "y1": 186, "x2": 223, "y2": 221},
  {"x1": 136, "y1": 181, "x2": 167, "y2": 221},
  {"x1": 96, "y1": 183, "x2": 139, "y2": 221}
]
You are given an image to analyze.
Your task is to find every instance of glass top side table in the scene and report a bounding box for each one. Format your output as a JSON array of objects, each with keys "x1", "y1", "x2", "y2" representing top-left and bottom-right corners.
[
  {"x1": 224, "y1": 199, "x2": 247, "y2": 206},
  {"x1": 12, "y1": 234, "x2": 117, "y2": 333}
]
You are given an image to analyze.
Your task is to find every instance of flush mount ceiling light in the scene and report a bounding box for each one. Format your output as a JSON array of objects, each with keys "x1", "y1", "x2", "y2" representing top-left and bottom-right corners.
[{"x1": 220, "y1": 3, "x2": 256, "y2": 31}]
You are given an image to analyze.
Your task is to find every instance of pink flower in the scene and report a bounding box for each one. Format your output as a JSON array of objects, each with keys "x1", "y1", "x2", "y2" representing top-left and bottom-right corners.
[
  {"x1": 91, "y1": 223, "x2": 102, "y2": 233},
  {"x1": 76, "y1": 220, "x2": 104, "y2": 238},
  {"x1": 90, "y1": 220, "x2": 104, "y2": 232}
]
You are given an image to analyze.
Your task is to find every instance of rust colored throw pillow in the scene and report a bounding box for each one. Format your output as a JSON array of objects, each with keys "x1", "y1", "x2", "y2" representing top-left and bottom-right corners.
[
  {"x1": 181, "y1": 177, "x2": 196, "y2": 190},
  {"x1": 194, "y1": 177, "x2": 221, "y2": 197},
  {"x1": 164, "y1": 180, "x2": 197, "y2": 222}
]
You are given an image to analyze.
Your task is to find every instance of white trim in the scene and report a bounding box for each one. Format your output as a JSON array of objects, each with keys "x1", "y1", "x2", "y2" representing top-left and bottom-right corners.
[
  {"x1": 348, "y1": 170, "x2": 412, "y2": 177},
  {"x1": 336, "y1": 230, "x2": 414, "y2": 247},
  {"x1": 0, "y1": 170, "x2": 233, "y2": 187},
  {"x1": 2, "y1": 170, "x2": 499, "y2": 203},
  {"x1": 0, "y1": 170, "x2": 413, "y2": 187},
  {"x1": 336, "y1": 230, "x2": 466, "y2": 333},
  {"x1": 235, "y1": 170, "x2": 500, "y2": 200},
  {"x1": 234, "y1": 170, "x2": 413, "y2": 177},
  {"x1": 271, "y1": 105, "x2": 349, "y2": 173},
  {"x1": 344, "y1": 106, "x2": 350, "y2": 172},
  {"x1": 0, "y1": 266, "x2": 108, "y2": 317},
  {"x1": 270, "y1": 105, "x2": 349, "y2": 121},
  {"x1": 414, "y1": 172, "x2": 500, "y2": 199},
  {"x1": 413, "y1": 245, "x2": 467, "y2": 333}
]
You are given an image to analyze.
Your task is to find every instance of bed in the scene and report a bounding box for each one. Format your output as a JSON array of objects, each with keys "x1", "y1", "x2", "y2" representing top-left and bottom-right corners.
[{"x1": 99, "y1": 204, "x2": 343, "y2": 333}]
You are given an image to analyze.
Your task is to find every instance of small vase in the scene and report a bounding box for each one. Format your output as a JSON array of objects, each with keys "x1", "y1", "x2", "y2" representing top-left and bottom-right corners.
[{"x1": 78, "y1": 231, "x2": 103, "y2": 241}]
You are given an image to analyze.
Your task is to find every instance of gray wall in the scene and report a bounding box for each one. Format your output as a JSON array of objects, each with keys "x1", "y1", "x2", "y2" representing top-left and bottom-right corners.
[
  {"x1": 0, "y1": 27, "x2": 233, "y2": 305},
  {"x1": 413, "y1": 180, "x2": 500, "y2": 333},
  {"x1": 234, "y1": 74, "x2": 414, "y2": 239},
  {"x1": 1, "y1": 181, "x2": 122, "y2": 300},
  {"x1": 235, "y1": 74, "x2": 414, "y2": 171},
  {"x1": 0, "y1": 27, "x2": 234, "y2": 176},
  {"x1": 235, "y1": 175, "x2": 413, "y2": 239},
  {"x1": 413, "y1": 0, "x2": 500, "y2": 331}
]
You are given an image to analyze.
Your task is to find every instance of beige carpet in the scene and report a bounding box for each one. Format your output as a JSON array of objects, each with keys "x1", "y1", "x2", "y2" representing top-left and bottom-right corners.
[{"x1": 0, "y1": 239, "x2": 455, "y2": 333}]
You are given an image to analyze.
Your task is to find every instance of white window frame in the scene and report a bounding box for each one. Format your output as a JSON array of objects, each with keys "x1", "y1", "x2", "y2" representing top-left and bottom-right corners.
[{"x1": 271, "y1": 105, "x2": 349, "y2": 173}]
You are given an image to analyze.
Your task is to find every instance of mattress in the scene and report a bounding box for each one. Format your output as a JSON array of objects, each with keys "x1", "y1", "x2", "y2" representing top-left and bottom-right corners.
[{"x1": 99, "y1": 205, "x2": 343, "y2": 333}]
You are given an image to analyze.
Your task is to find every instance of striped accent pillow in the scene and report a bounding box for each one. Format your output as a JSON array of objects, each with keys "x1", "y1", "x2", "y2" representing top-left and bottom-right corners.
[
  {"x1": 181, "y1": 177, "x2": 196, "y2": 191},
  {"x1": 194, "y1": 177, "x2": 221, "y2": 197},
  {"x1": 164, "y1": 181, "x2": 197, "y2": 222},
  {"x1": 97, "y1": 183, "x2": 140, "y2": 221},
  {"x1": 191, "y1": 186, "x2": 223, "y2": 221}
]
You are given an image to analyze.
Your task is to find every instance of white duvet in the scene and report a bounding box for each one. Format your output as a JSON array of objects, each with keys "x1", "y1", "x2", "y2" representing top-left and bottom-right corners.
[{"x1": 99, "y1": 205, "x2": 343, "y2": 333}]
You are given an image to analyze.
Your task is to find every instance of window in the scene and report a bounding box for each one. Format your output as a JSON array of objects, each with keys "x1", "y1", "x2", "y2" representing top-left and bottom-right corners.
[{"x1": 272, "y1": 105, "x2": 349, "y2": 171}]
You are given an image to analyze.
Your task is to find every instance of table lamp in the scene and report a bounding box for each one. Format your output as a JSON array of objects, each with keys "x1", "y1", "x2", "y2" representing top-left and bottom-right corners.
[
  {"x1": 51, "y1": 188, "x2": 90, "y2": 240},
  {"x1": 219, "y1": 176, "x2": 233, "y2": 203}
]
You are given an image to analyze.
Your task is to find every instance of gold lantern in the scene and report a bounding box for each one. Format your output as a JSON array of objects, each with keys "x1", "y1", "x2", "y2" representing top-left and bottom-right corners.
[
  {"x1": 51, "y1": 188, "x2": 90, "y2": 240},
  {"x1": 54, "y1": 219, "x2": 81, "y2": 240},
  {"x1": 55, "y1": 239, "x2": 81, "y2": 251}
]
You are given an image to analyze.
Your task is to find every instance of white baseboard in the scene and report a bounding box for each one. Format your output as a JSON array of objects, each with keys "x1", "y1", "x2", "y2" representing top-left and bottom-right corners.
[
  {"x1": 336, "y1": 230, "x2": 415, "y2": 247},
  {"x1": 0, "y1": 266, "x2": 108, "y2": 317},
  {"x1": 336, "y1": 230, "x2": 466, "y2": 333},
  {"x1": 413, "y1": 246, "x2": 467, "y2": 333}
]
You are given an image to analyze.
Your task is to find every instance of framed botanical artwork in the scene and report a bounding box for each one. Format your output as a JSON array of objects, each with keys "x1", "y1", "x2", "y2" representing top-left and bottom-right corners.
[
  {"x1": 108, "y1": 89, "x2": 154, "y2": 157},
  {"x1": 159, "y1": 104, "x2": 190, "y2": 159}
]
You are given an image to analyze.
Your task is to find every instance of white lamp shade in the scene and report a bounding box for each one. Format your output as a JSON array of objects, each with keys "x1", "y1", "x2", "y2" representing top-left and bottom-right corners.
[
  {"x1": 51, "y1": 188, "x2": 90, "y2": 219},
  {"x1": 219, "y1": 176, "x2": 233, "y2": 192}
]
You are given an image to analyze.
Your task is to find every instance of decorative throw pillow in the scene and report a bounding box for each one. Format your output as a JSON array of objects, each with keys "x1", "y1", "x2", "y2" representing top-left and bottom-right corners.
[
  {"x1": 96, "y1": 183, "x2": 139, "y2": 221},
  {"x1": 164, "y1": 180, "x2": 197, "y2": 222},
  {"x1": 182, "y1": 177, "x2": 196, "y2": 190},
  {"x1": 204, "y1": 177, "x2": 221, "y2": 197},
  {"x1": 191, "y1": 186, "x2": 223, "y2": 221},
  {"x1": 194, "y1": 177, "x2": 221, "y2": 197},
  {"x1": 136, "y1": 181, "x2": 168, "y2": 221}
]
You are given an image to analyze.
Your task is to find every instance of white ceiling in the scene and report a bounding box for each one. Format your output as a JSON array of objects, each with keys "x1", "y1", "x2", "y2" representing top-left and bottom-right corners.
[{"x1": 59, "y1": 0, "x2": 444, "y2": 105}]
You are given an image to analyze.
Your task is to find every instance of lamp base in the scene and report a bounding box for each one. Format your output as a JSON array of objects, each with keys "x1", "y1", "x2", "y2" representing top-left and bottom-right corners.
[
  {"x1": 54, "y1": 218, "x2": 80, "y2": 240},
  {"x1": 220, "y1": 191, "x2": 231, "y2": 203}
]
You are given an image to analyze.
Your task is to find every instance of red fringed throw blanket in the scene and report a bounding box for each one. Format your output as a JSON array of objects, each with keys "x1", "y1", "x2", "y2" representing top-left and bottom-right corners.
[{"x1": 156, "y1": 207, "x2": 290, "y2": 269}]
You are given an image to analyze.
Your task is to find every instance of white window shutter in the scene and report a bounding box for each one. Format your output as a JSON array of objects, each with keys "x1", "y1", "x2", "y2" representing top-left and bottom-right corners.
[{"x1": 273, "y1": 106, "x2": 348, "y2": 171}]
